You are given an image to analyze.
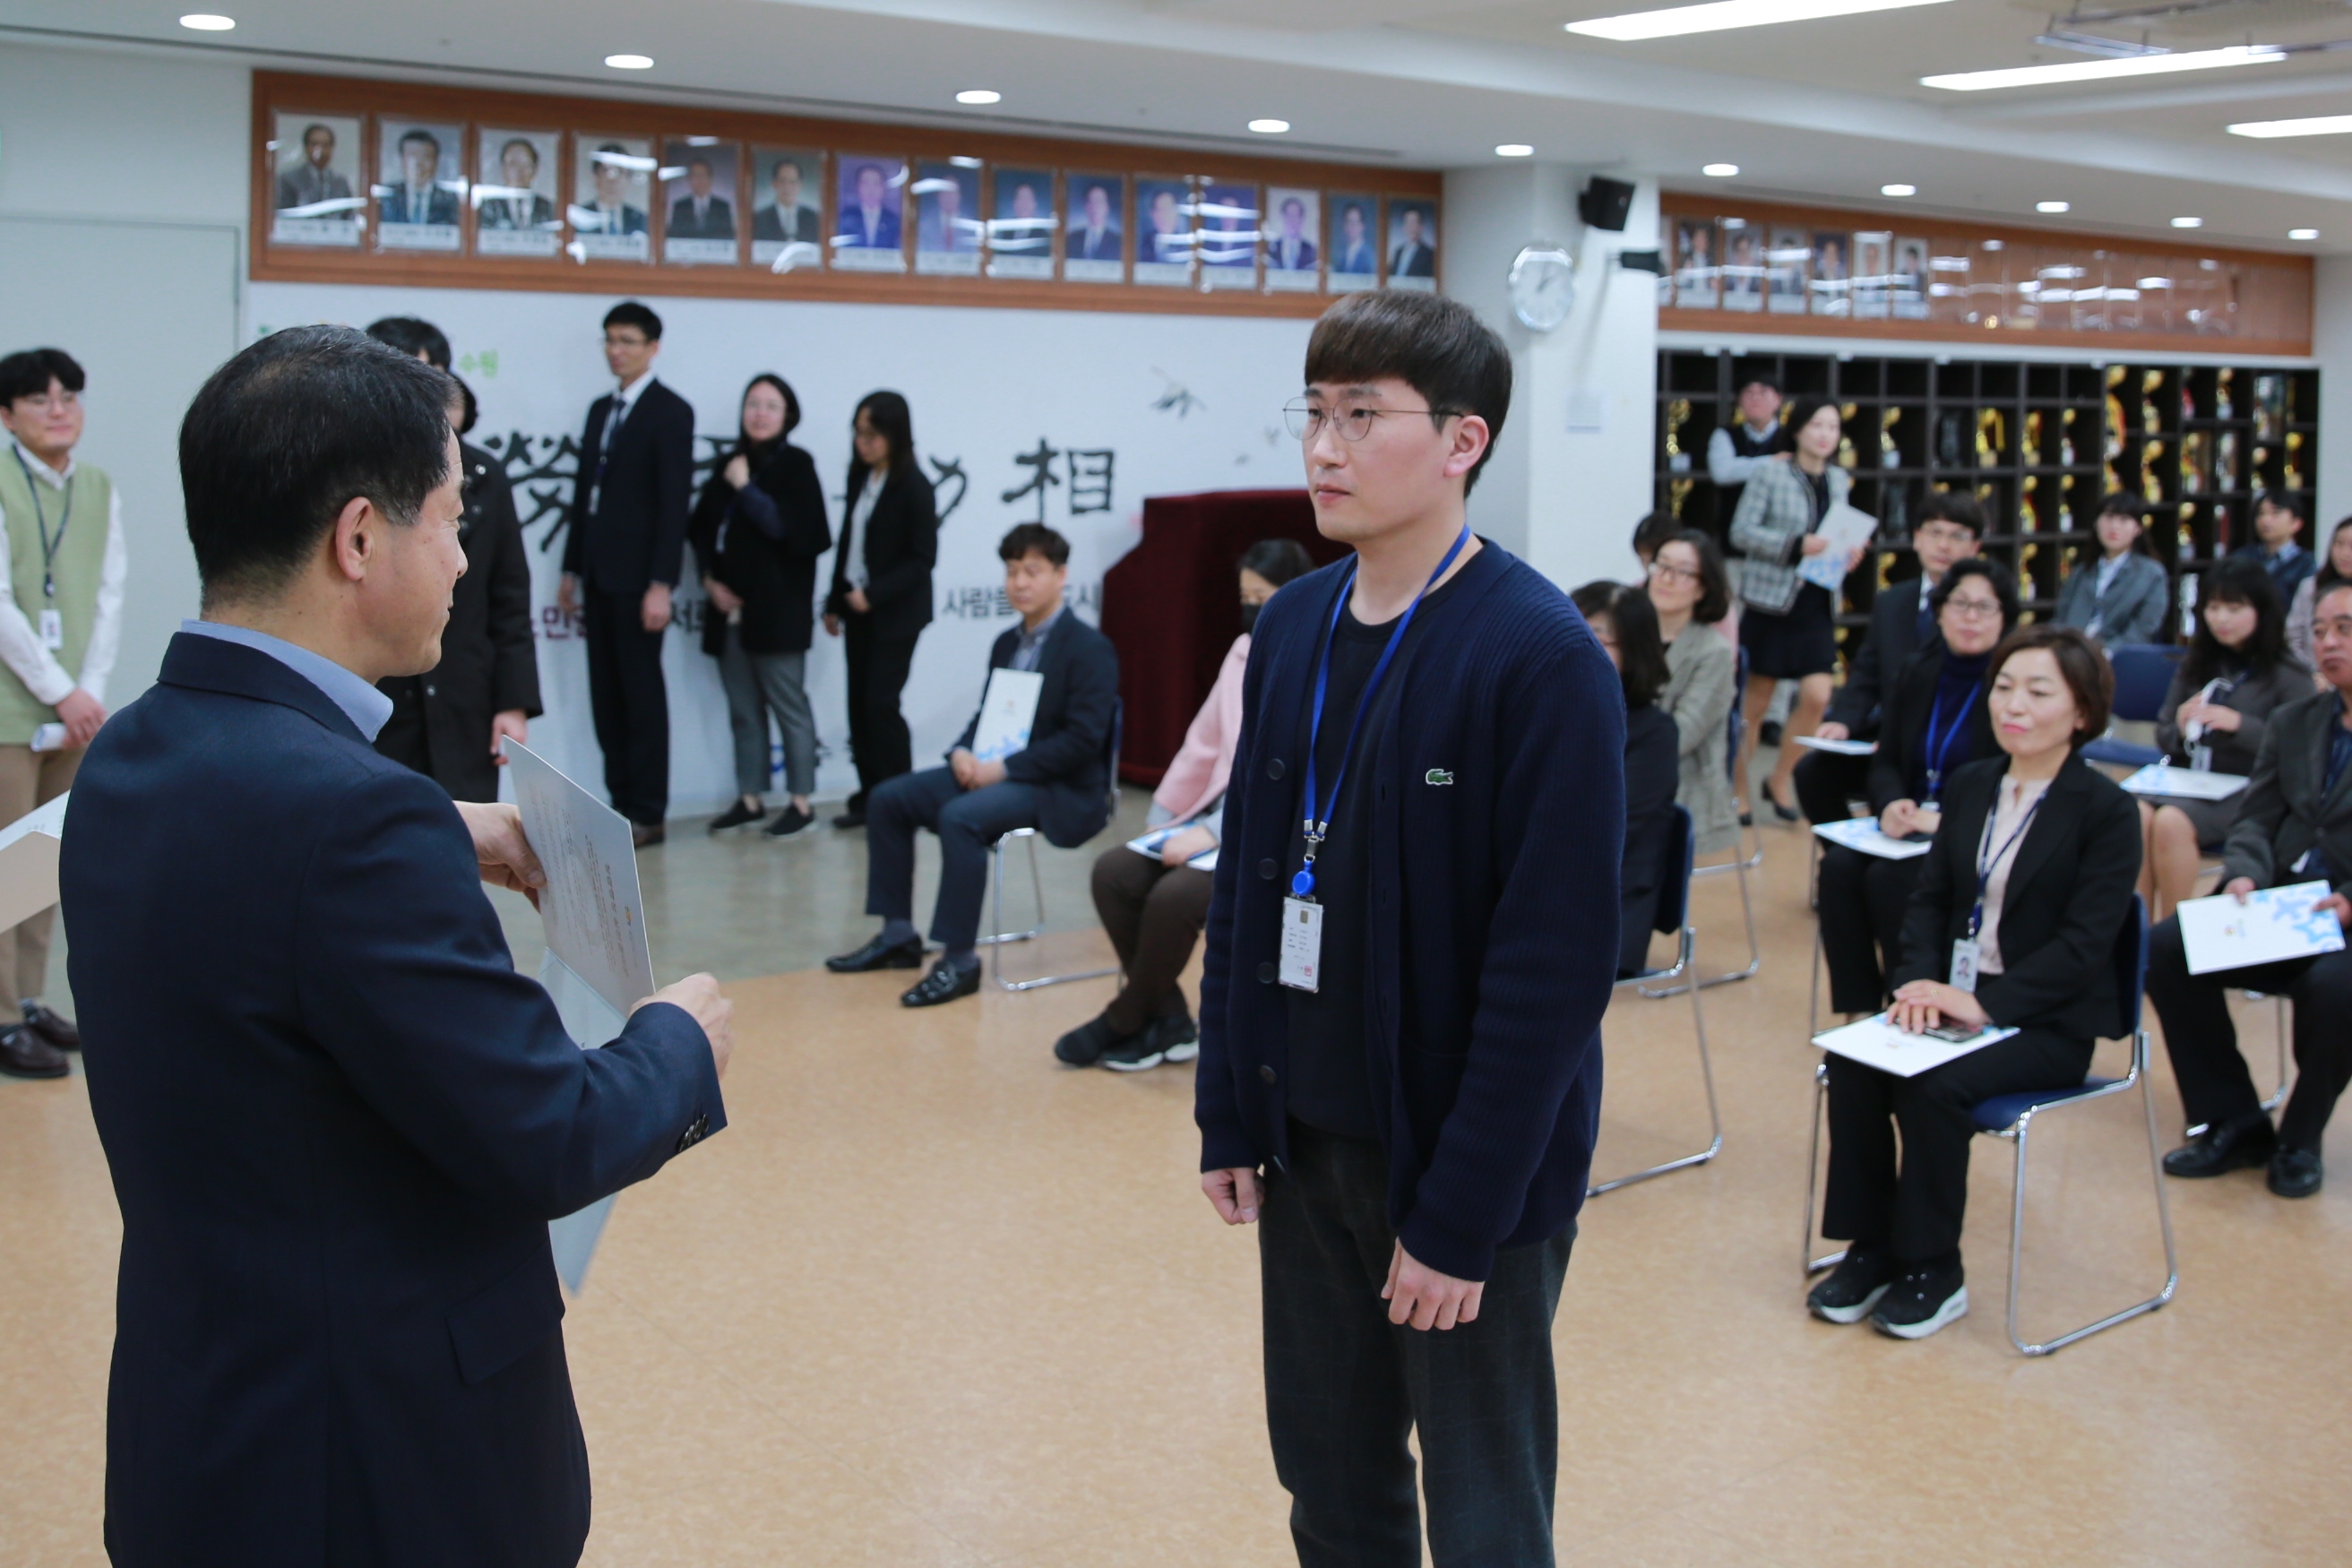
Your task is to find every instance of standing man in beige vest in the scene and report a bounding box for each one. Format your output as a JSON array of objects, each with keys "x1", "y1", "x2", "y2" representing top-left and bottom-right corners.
[{"x1": 0, "y1": 349, "x2": 125, "y2": 1077}]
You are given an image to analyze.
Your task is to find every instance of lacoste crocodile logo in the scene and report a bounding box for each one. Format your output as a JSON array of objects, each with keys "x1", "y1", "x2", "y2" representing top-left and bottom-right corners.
[{"x1": 1426, "y1": 769, "x2": 1454, "y2": 786}]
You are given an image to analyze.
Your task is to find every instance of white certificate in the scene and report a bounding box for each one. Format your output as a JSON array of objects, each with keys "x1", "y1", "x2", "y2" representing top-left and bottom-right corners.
[
  {"x1": 2119, "y1": 763, "x2": 2249, "y2": 803},
  {"x1": 0, "y1": 790, "x2": 67, "y2": 933},
  {"x1": 969, "y1": 668, "x2": 1045, "y2": 762},
  {"x1": 1813, "y1": 1012, "x2": 2019, "y2": 1078},
  {"x1": 1126, "y1": 826, "x2": 1219, "y2": 871},
  {"x1": 1794, "y1": 735, "x2": 1877, "y2": 756},
  {"x1": 1814, "y1": 816, "x2": 1932, "y2": 860},
  {"x1": 1796, "y1": 503, "x2": 1878, "y2": 592},
  {"x1": 2176, "y1": 881, "x2": 2347, "y2": 976}
]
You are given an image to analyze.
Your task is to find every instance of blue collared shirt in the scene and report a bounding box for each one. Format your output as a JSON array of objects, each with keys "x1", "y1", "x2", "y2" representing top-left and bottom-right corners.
[
  {"x1": 1011, "y1": 604, "x2": 1063, "y2": 672},
  {"x1": 179, "y1": 620, "x2": 394, "y2": 741}
]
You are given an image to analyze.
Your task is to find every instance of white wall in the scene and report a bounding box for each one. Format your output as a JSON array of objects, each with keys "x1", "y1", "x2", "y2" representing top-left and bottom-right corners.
[{"x1": 2315, "y1": 254, "x2": 2352, "y2": 552}]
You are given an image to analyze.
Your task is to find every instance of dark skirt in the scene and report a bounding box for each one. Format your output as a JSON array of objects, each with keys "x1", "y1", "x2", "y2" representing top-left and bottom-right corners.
[
  {"x1": 2149, "y1": 788, "x2": 2240, "y2": 851},
  {"x1": 1741, "y1": 582, "x2": 1839, "y2": 679}
]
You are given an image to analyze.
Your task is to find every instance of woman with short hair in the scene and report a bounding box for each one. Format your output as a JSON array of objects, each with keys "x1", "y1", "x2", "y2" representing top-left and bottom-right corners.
[
  {"x1": 2053, "y1": 492, "x2": 2171, "y2": 647},
  {"x1": 1645, "y1": 529, "x2": 1741, "y2": 857},
  {"x1": 1572, "y1": 580, "x2": 1681, "y2": 976}
]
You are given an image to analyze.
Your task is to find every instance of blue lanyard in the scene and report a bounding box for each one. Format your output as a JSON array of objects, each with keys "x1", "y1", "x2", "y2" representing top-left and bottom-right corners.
[
  {"x1": 1968, "y1": 786, "x2": 2046, "y2": 938},
  {"x1": 1921, "y1": 685, "x2": 1977, "y2": 802},
  {"x1": 11, "y1": 449, "x2": 70, "y2": 600},
  {"x1": 1292, "y1": 527, "x2": 1470, "y2": 900}
]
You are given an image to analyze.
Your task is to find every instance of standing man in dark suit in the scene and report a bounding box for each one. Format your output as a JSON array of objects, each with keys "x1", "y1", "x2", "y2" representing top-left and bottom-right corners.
[
  {"x1": 829, "y1": 523, "x2": 1118, "y2": 1007},
  {"x1": 667, "y1": 157, "x2": 736, "y2": 240},
  {"x1": 823, "y1": 390, "x2": 936, "y2": 825},
  {"x1": 557, "y1": 301, "x2": 694, "y2": 847},
  {"x1": 1793, "y1": 492, "x2": 1982, "y2": 824},
  {"x1": 365, "y1": 316, "x2": 542, "y2": 802},
  {"x1": 62, "y1": 324, "x2": 732, "y2": 1568}
]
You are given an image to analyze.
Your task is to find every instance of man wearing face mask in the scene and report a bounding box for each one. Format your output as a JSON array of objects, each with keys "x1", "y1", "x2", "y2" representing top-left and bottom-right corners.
[{"x1": 1057, "y1": 538, "x2": 1315, "y2": 1072}]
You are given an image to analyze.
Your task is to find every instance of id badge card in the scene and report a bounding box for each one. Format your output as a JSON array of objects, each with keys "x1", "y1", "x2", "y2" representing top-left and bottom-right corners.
[
  {"x1": 1279, "y1": 897, "x2": 1324, "y2": 992},
  {"x1": 1949, "y1": 936, "x2": 1982, "y2": 995},
  {"x1": 37, "y1": 608, "x2": 62, "y2": 651}
]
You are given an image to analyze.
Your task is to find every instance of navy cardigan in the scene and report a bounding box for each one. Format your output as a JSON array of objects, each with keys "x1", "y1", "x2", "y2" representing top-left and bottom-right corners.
[{"x1": 1194, "y1": 540, "x2": 1625, "y2": 1282}]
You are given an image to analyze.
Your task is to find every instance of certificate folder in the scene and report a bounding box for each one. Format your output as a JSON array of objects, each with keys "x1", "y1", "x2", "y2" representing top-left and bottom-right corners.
[{"x1": 1813, "y1": 1012, "x2": 2018, "y2": 1078}]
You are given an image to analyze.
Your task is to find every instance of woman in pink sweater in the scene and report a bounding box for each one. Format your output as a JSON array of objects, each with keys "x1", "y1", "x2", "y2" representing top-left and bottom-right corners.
[{"x1": 1056, "y1": 538, "x2": 1314, "y2": 1073}]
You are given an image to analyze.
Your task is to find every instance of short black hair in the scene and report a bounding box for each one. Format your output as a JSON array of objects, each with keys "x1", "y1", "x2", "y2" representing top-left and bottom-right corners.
[
  {"x1": 1734, "y1": 369, "x2": 1779, "y2": 395},
  {"x1": 1928, "y1": 556, "x2": 2019, "y2": 634},
  {"x1": 0, "y1": 348, "x2": 85, "y2": 406},
  {"x1": 450, "y1": 374, "x2": 478, "y2": 437},
  {"x1": 1989, "y1": 625, "x2": 2112, "y2": 744},
  {"x1": 1630, "y1": 510, "x2": 1682, "y2": 561},
  {"x1": 1281, "y1": 196, "x2": 1306, "y2": 217},
  {"x1": 1785, "y1": 395, "x2": 1839, "y2": 442},
  {"x1": 1239, "y1": 537, "x2": 1314, "y2": 588},
  {"x1": 364, "y1": 316, "x2": 452, "y2": 371},
  {"x1": 397, "y1": 128, "x2": 440, "y2": 156},
  {"x1": 2258, "y1": 488, "x2": 2310, "y2": 526},
  {"x1": 687, "y1": 156, "x2": 713, "y2": 174},
  {"x1": 1915, "y1": 490, "x2": 1984, "y2": 536},
  {"x1": 603, "y1": 300, "x2": 662, "y2": 340},
  {"x1": 1303, "y1": 290, "x2": 1512, "y2": 495},
  {"x1": 1570, "y1": 581, "x2": 1670, "y2": 710},
  {"x1": 1657, "y1": 528, "x2": 1733, "y2": 626},
  {"x1": 180, "y1": 325, "x2": 452, "y2": 606},
  {"x1": 999, "y1": 523, "x2": 1069, "y2": 567},
  {"x1": 739, "y1": 373, "x2": 801, "y2": 444},
  {"x1": 2184, "y1": 554, "x2": 2288, "y2": 685},
  {"x1": 2096, "y1": 490, "x2": 2145, "y2": 522},
  {"x1": 499, "y1": 136, "x2": 538, "y2": 166}
]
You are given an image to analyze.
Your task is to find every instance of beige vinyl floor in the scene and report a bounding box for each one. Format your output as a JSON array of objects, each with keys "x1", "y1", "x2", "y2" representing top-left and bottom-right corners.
[{"x1": 4, "y1": 789, "x2": 2349, "y2": 1565}]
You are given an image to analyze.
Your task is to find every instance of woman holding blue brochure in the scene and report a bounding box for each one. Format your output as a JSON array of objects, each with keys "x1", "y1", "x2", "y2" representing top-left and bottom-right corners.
[{"x1": 1811, "y1": 625, "x2": 2141, "y2": 1340}]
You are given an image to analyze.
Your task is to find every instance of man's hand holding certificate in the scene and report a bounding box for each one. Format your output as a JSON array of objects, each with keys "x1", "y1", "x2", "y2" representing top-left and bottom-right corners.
[{"x1": 2177, "y1": 879, "x2": 2349, "y2": 976}]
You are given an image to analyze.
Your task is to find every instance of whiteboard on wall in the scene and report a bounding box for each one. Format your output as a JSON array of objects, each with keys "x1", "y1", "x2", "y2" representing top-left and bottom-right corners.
[{"x1": 247, "y1": 281, "x2": 1315, "y2": 815}]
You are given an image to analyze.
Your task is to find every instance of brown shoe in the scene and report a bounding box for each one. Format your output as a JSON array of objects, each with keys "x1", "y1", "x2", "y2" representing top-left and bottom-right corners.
[
  {"x1": 22, "y1": 1002, "x2": 78, "y2": 1051},
  {"x1": 0, "y1": 1023, "x2": 67, "y2": 1079},
  {"x1": 631, "y1": 822, "x2": 667, "y2": 849}
]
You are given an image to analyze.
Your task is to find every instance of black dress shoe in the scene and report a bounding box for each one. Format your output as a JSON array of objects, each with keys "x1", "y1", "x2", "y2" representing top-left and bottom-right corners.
[
  {"x1": 2269, "y1": 1146, "x2": 2324, "y2": 1199},
  {"x1": 901, "y1": 959, "x2": 980, "y2": 1008},
  {"x1": 2163, "y1": 1113, "x2": 2279, "y2": 1178},
  {"x1": 1761, "y1": 719, "x2": 1784, "y2": 747},
  {"x1": 22, "y1": 1002, "x2": 78, "y2": 1051},
  {"x1": 825, "y1": 933, "x2": 925, "y2": 973},
  {"x1": 631, "y1": 822, "x2": 667, "y2": 849},
  {"x1": 0, "y1": 1022, "x2": 67, "y2": 1079},
  {"x1": 832, "y1": 808, "x2": 866, "y2": 830}
]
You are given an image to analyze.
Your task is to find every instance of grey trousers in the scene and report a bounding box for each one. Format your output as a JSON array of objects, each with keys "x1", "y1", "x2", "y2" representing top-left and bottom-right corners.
[{"x1": 717, "y1": 627, "x2": 817, "y2": 797}]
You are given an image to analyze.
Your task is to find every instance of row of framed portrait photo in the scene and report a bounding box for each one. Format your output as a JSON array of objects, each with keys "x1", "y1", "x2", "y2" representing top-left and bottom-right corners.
[
  {"x1": 266, "y1": 113, "x2": 1440, "y2": 290},
  {"x1": 1668, "y1": 216, "x2": 1932, "y2": 320}
]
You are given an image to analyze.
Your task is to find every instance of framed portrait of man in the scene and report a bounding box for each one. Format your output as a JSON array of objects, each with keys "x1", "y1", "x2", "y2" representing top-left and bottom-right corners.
[
  {"x1": 1673, "y1": 218, "x2": 1718, "y2": 309},
  {"x1": 1133, "y1": 177, "x2": 1194, "y2": 286},
  {"x1": 1720, "y1": 218, "x2": 1763, "y2": 313},
  {"x1": 1893, "y1": 236, "x2": 1931, "y2": 320},
  {"x1": 1062, "y1": 173, "x2": 1124, "y2": 282},
  {"x1": 1263, "y1": 188, "x2": 1321, "y2": 293},
  {"x1": 1767, "y1": 224, "x2": 1810, "y2": 314},
  {"x1": 474, "y1": 130, "x2": 561, "y2": 258},
  {"x1": 374, "y1": 119, "x2": 464, "y2": 254},
  {"x1": 661, "y1": 140, "x2": 740, "y2": 266},
  {"x1": 751, "y1": 147, "x2": 823, "y2": 272},
  {"x1": 1196, "y1": 181, "x2": 1259, "y2": 291},
  {"x1": 1384, "y1": 199, "x2": 1438, "y2": 292},
  {"x1": 832, "y1": 155, "x2": 908, "y2": 273},
  {"x1": 1852, "y1": 230, "x2": 1891, "y2": 319},
  {"x1": 269, "y1": 112, "x2": 362, "y2": 247},
  {"x1": 1327, "y1": 194, "x2": 1379, "y2": 291},
  {"x1": 987, "y1": 167, "x2": 1055, "y2": 280},
  {"x1": 914, "y1": 159, "x2": 983, "y2": 277},
  {"x1": 571, "y1": 134, "x2": 652, "y2": 262},
  {"x1": 1811, "y1": 230, "x2": 1852, "y2": 316}
]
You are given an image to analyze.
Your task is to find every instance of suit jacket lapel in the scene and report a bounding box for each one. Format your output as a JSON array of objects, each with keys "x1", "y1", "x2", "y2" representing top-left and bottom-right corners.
[{"x1": 2003, "y1": 757, "x2": 2089, "y2": 907}]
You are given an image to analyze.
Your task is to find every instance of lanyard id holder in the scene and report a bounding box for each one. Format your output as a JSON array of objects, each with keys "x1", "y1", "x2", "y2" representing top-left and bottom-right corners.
[
  {"x1": 1949, "y1": 936, "x2": 1981, "y2": 994},
  {"x1": 37, "y1": 607, "x2": 62, "y2": 650},
  {"x1": 1279, "y1": 898, "x2": 1324, "y2": 992}
]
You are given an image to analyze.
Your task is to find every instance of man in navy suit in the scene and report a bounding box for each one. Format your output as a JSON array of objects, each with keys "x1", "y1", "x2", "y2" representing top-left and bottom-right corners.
[
  {"x1": 381, "y1": 129, "x2": 461, "y2": 226},
  {"x1": 1331, "y1": 201, "x2": 1377, "y2": 275},
  {"x1": 1271, "y1": 195, "x2": 1318, "y2": 272},
  {"x1": 557, "y1": 301, "x2": 696, "y2": 844},
  {"x1": 838, "y1": 162, "x2": 901, "y2": 250},
  {"x1": 828, "y1": 523, "x2": 1119, "y2": 1007},
  {"x1": 1066, "y1": 181, "x2": 1122, "y2": 262},
  {"x1": 666, "y1": 157, "x2": 736, "y2": 240},
  {"x1": 62, "y1": 325, "x2": 734, "y2": 1568}
]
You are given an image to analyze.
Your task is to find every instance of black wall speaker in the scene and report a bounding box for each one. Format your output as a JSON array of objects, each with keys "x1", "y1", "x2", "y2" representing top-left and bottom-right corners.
[{"x1": 1578, "y1": 177, "x2": 1635, "y2": 233}]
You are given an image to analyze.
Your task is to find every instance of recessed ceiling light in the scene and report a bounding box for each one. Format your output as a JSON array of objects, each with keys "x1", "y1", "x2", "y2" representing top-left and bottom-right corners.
[
  {"x1": 2290, "y1": 227, "x2": 2321, "y2": 239},
  {"x1": 2036, "y1": 200, "x2": 2071, "y2": 213},
  {"x1": 178, "y1": 13, "x2": 235, "y2": 28},
  {"x1": 1923, "y1": 44, "x2": 2281, "y2": 92},
  {"x1": 956, "y1": 89, "x2": 1002, "y2": 105},
  {"x1": 1881, "y1": 183, "x2": 1917, "y2": 196},
  {"x1": 1496, "y1": 143, "x2": 1535, "y2": 157},
  {"x1": 1248, "y1": 118, "x2": 1291, "y2": 134},
  {"x1": 2171, "y1": 215, "x2": 2203, "y2": 228},
  {"x1": 1568, "y1": 0, "x2": 1949, "y2": 42},
  {"x1": 604, "y1": 53, "x2": 654, "y2": 69},
  {"x1": 1702, "y1": 162, "x2": 1740, "y2": 177},
  {"x1": 2228, "y1": 114, "x2": 2352, "y2": 139}
]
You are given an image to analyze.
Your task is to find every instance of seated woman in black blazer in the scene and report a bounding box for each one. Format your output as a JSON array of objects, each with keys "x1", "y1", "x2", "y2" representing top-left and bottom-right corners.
[
  {"x1": 1571, "y1": 582, "x2": 1683, "y2": 977},
  {"x1": 1817, "y1": 558, "x2": 2014, "y2": 1017},
  {"x1": 1810, "y1": 625, "x2": 2141, "y2": 1340}
]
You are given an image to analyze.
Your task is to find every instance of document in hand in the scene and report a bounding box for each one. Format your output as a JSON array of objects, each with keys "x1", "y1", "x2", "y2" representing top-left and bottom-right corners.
[
  {"x1": 1796, "y1": 502, "x2": 1878, "y2": 592},
  {"x1": 1793, "y1": 734, "x2": 1876, "y2": 756},
  {"x1": 0, "y1": 790, "x2": 68, "y2": 933},
  {"x1": 969, "y1": 667, "x2": 1046, "y2": 762},
  {"x1": 1814, "y1": 1012, "x2": 2020, "y2": 1078},
  {"x1": 1126, "y1": 825, "x2": 1219, "y2": 871},
  {"x1": 1814, "y1": 816, "x2": 1932, "y2": 860},
  {"x1": 504, "y1": 739, "x2": 659, "y2": 1291},
  {"x1": 2118, "y1": 763, "x2": 2249, "y2": 803},
  {"x1": 2175, "y1": 880, "x2": 2347, "y2": 976}
]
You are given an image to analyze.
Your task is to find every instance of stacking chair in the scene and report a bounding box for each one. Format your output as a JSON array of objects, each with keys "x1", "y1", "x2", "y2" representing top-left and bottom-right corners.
[
  {"x1": 1801, "y1": 896, "x2": 2179, "y2": 1356},
  {"x1": 2081, "y1": 642, "x2": 2183, "y2": 770},
  {"x1": 1590, "y1": 805, "x2": 1723, "y2": 1196},
  {"x1": 1646, "y1": 647, "x2": 1759, "y2": 995},
  {"x1": 982, "y1": 699, "x2": 1124, "y2": 994}
]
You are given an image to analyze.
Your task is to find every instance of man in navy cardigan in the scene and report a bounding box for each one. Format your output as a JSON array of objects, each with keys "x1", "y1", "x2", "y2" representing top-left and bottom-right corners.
[
  {"x1": 63, "y1": 326, "x2": 734, "y2": 1567},
  {"x1": 1197, "y1": 291, "x2": 1623, "y2": 1564}
]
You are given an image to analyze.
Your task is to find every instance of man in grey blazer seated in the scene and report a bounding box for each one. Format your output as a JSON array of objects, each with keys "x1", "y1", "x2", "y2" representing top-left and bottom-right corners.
[{"x1": 2147, "y1": 577, "x2": 2352, "y2": 1199}]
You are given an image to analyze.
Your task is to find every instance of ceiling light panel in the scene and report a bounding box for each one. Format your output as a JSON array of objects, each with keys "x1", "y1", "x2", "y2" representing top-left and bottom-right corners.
[
  {"x1": 1702, "y1": 162, "x2": 1739, "y2": 176},
  {"x1": 1567, "y1": 0, "x2": 1949, "y2": 43},
  {"x1": 956, "y1": 89, "x2": 1002, "y2": 105},
  {"x1": 2229, "y1": 114, "x2": 2352, "y2": 139},
  {"x1": 1247, "y1": 118, "x2": 1290, "y2": 134},
  {"x1": 604, "y1": 54, "x2": 654, "y2": 69},
  {"x1": 1923, "y1": 45, "x2": 2282, "y2": 91}
]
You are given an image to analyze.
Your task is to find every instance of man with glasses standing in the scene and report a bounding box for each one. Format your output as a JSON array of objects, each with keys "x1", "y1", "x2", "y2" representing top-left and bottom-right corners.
[
  {"x1": 0, "y1": 349, "x2": 125, "y2": 1076},
  {"x1": 1794, "y1": 492, "x2": 1985, "y2": 826},
  {"x1": 1196, "y1": 291, "x2": 1621, "y2": 1565}
]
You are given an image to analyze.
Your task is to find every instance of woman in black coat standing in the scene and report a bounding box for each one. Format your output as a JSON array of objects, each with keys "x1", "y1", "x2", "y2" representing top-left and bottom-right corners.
[
  {"x1": 1808, "y1": 625, "x2": 2141, "y2": 1340},
  {"x1": 691, "y1": 375, "x2": 832, "y2": 837},
  {"x1": 824, "y1": 390, "x2": 938, "y2": 827}
]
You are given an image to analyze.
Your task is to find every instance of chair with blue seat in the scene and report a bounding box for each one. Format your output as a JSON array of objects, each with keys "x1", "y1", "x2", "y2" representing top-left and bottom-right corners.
[
  {"x1": 1590, "y1": 804, "x2": 1723, "y2": 1195},
  {"x1": 1801, "y1": 895, "x2": 2179, "y2": 1356},
  {"x1": 2081, "y1": 642, "x2": 2184, "y2": 770},
  {"x1": 981, "y1": 698, "x2": 1125, "y2": 994},
  {"x1": 1646, "y1": 646, "x2": 1760, "y2": 996}
]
